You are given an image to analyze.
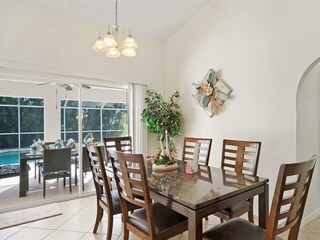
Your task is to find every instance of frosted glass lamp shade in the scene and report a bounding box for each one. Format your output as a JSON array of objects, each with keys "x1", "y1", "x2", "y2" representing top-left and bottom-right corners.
[
  {"x1": 103, "y1": 33, "x2": 118, "y2": 48},
  {"x1": 122, "y1": 48, "x2": 136, "y2": 57},
  {"x1": 122, "y1": 35, "x2": 137, "y2": 49},
  {"x1": 92, "y1": 38, "x2": 107, "y2": 51},
  {"x1": 106, "y1": 47, "x2": 121, "y2": 58}
]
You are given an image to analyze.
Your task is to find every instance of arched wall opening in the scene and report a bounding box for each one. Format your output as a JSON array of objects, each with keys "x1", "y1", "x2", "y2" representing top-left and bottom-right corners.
[{"x1": 297, "y1": 57, "x2": 320, "y2": 221}]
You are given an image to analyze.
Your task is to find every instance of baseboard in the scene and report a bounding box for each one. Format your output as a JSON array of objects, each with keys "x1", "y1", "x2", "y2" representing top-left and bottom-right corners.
[{"x1": 301, "y1": 207, "x2": 320, "y2": 228}]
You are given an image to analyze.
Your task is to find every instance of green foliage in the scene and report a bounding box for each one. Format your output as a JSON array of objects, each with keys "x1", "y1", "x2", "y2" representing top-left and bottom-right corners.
[
  {"x1": 141, "y1": 90, "x2": 182, "y2": 143},
  {"x1": 154, "y1": 154, "x2": 176, "y2": 166}
]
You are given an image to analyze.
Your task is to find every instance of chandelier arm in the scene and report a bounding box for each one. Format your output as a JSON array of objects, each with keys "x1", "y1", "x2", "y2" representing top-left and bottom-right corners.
[{"x1": 122, "y1": 28, "x2": 131, "y2": 38}]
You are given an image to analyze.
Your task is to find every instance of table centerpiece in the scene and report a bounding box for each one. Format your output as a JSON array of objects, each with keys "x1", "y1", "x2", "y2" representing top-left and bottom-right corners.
[{"x1": 141, "y1": 90, "x2": 181, "y2": 171}]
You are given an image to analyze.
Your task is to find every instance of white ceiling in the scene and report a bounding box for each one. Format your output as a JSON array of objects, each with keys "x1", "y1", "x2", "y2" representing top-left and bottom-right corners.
[{"x1": 24, "y1": 0, "x2": 210, "y2": 40}]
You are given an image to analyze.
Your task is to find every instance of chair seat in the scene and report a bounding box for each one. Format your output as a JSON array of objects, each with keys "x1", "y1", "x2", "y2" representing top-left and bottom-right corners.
[
  {"x1": 203, "y1": 218, "x2": 283, "y2": 240},
  {"x1": 128, "y1": 202, "x2": 188, "y2": 238},
  {"x1": 43, "y1": 171, "x2": 70, "y2": 179},
  {"x1": 100, "y1": 190, "x2": 140, "y2": 215},
  {"x1": 220, "y1": 200, "x2": 250, "y2": 216}
]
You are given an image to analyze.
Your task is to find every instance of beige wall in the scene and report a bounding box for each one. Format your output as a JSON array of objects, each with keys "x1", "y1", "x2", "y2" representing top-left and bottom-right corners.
[{"x1": 164, "y1": 0, "x2": 320, "y2": 222}]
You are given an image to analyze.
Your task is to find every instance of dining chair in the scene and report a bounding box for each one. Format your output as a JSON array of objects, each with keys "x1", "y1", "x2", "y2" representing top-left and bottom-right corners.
[
  {"x1": 103, "y1": 136, "x2": 133, "y2": 187},
  {"x1": 42, "y1": 148, "x2": 72, "y2": 198},
  {"x1": 37, "y1": 141, "x2": 55, "y2": 183},
  {"x1": 203, "y1": 155, "x2": 317, "y2": 240},
  {"x1": 86, "y1": 144, "x2": 139, "y2": 240},
  {"x1": 74, "y1": 146, "x2": 92, "y2": 190},
  {"x1": 212, "y1": 139, "x2": 261, "y2": 223},
  {"x1": 103, "y1": 136, "x2": 133, "y2": 159},
  {"x1": 108, "y1": 149, "x2": 188, "y2": 240},
  {"x1": 182, "y1": 137, "x2": 212, "y2": 165}
]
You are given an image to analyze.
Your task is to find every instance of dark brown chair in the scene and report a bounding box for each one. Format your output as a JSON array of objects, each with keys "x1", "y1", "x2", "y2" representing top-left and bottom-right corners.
[
  {"x1": 103, "y1": 136, "x2": 133, "y2": 186},
  {"x1": 203, "y1": 155, "x2": 317, "y2": 240},
  {"x1": 103, "y1": 136, "x2": 133, "y2": 157},
  {"x1": 182, "y1": 137, "x2": 212, "y2": 165},
  {"x1": 214, "y1": 139, "x2": 261, "y2": 223},
  {"x1": 42, "y1": 148, "x2": 72, "y2": 198},
  {"x1": 86, "y1": 144, "x2": 139, "y2": 240},
  {"x1": 108, "y1": 149, "x2": 188, "y2": 240}
]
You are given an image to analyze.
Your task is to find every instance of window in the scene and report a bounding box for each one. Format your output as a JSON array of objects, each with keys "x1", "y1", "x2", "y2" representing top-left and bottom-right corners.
[
  {"x1": 0, "y1": 96, "x2": 44, "y2": 149},
  {"x1": 61, "y1": 100, "x2": 128, "y2": 143}
]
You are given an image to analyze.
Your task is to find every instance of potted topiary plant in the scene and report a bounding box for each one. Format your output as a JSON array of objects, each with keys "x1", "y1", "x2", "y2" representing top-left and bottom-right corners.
[{"x1": 141, "y1": 90, "x2": 182, "y2": 171}]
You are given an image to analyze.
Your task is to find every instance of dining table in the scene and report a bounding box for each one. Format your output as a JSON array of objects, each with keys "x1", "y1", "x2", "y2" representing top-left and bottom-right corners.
[{"x1": 144, "y1": 161, "x2": 269, "y2": 240}]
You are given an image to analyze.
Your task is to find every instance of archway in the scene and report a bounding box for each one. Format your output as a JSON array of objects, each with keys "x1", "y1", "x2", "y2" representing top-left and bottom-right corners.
[{"x1": 296, "y1": 57, "x2": 320, "y2": 222}]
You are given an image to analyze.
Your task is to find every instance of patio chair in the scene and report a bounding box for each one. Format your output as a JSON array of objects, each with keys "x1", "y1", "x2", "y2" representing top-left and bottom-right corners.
[
  {"x1": 74, "y1": 146, "x2": 93, "y2": 190},
  {"x1": 109, "y1": 149, "x2": 188, "y2": 240},
  {"x1": 42, "y1": 148, "x2": 72, "y2": 198},
  {"x1": 203, "y1": 155, "x2": 316, "y2": 240}
]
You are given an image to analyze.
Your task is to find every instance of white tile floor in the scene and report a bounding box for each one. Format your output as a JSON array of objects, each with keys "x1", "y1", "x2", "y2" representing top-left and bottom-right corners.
[{"x1": 0, "y1": 195, "x2": 319, "y2": 240}]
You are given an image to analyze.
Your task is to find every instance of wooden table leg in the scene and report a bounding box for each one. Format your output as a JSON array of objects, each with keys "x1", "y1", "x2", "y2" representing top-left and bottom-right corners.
[
  {"x1": 188, "y1": 210, "x2": 202, "y2": 240},
  {"x1": 258, "y1": 183, "x2": 269, "y2": 228},
  {"x1": 19, "y1": 158, "x2": 27, "y2": 197}
]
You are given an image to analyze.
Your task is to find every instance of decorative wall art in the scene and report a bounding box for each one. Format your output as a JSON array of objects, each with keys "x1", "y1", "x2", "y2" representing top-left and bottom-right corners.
[{"x1": 192, "y1": 69, "x2": 232, "y2": 117}]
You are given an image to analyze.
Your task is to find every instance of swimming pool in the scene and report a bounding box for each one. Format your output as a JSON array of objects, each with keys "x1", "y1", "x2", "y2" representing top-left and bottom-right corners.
[{"x1": 0, "y1": 150, "x2": 29, "y2": 165}]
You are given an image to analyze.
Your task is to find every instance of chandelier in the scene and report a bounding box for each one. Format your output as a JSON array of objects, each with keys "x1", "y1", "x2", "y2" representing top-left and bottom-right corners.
[{"x1": 92, "y1": 0, "x2": 138, "y2": 58}]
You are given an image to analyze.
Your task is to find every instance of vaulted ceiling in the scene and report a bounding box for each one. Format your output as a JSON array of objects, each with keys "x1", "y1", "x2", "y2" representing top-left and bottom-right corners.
[{"x1": 23, "y1": 0, "x2": 210, "y2": 40}]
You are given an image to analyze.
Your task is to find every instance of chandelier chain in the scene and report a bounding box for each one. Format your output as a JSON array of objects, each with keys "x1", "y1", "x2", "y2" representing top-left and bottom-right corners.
[{"x1": 115, "y1": 0, "x2": 118, "y2": 26}]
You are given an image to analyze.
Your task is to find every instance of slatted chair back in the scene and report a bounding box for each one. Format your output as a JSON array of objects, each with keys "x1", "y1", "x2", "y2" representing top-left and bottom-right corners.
[
  {"x1": 266, "y1": 155, "x2": 316, "y2": 240},
  {"x1": 103, "y1": 136, "x2": 133, "y2": 161},
  {"x1": 182, "y1": 137, "x2": 212, "y2": 165},
  {"x1": 108, "y1": 150, "x2": 156, "y2": 238},
  {"x1": 221, "y1": 139, "x2": 261, "y2": 175},
  {"x1": 87, "y1": 144, "x2": 113, "y2": 207},
  {"x1": 43, "y1": 148, "x2": 71, "y2": 173}
]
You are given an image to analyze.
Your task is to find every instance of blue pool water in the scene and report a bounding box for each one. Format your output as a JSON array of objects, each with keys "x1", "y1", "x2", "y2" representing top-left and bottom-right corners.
[
  {"x1": 0, "y1": 150, "x2": 29, "y2": 165},
  {"x1": 0, "y1": 152, "x2": 21, "y2": 165}
]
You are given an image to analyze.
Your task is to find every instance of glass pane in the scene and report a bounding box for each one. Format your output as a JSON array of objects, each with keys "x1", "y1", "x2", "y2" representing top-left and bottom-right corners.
[
  {"x1": 0, "y1": 135, "x2": 19, "y2": 149},
  {"x1": 20, "y1": 133, "x2": 44, "y2": 148},
  {"x1": 0, "y1": 107, "x2": 18, "y2": 133},
  {"x1": 0, "y1": 96, "x2": 18, "y2": 105},
  {"x1": 103, "y1": 102, "x2": 127, "y2": 109},
  {"x1": 82, "y1": 101, "x2": 103, "y2": 108},
  {"x1": 61, "y1": 108, "x2": 65, "y2": 132},
  {"x1": 66, "y1": 100, "x2": 78, "y2": 108},
  {"x1": 83, "y1": 109, "x2": 100, "y2": 131},
  {"x1": 102, "y1": 130, "x2": 128, "y2": 138},
  {"x1": 83, "y1": 131, "x2": 101, "y2": 143},
  {"x1": 20, "y1": 98, "x2": 44, "y2": 106},
  {"x1": 65, "y1": 109, "x2": 78, "y2": 131},
  {"x1": 65, "y1": 132, "x2": 79, "y2": 142},
  {"x1": 102, "y1": 109, "x2": 128, "y2": 131},
  {"x1": 20, "y1": 107, "x2": 44, "y2": 132}
]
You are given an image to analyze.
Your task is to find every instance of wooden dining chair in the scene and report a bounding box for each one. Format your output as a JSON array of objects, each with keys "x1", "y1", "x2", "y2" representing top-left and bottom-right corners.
[
  {"x1": 203, "y1": 155, "x2": 317, "y2": 240},
  {"x1": 42, "y1": 148, "x2": 72, "y2": 198},
  {"x1": 86, "y1": 144, "x2": 139, "y2": 240},
  {"x1": 182, "y1": 137, "x2": 212, "y2": 165},
  {"x1": 108, "y1": 149, "x2": 188, "y2": 240},
  {"x1": 103, "y1": 136, "x2": 133, "y2": 157},
  {"x1": 212, "y1": 139, "x2": 261, "y2": 223}
]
